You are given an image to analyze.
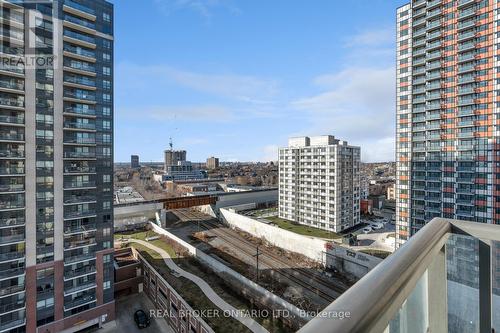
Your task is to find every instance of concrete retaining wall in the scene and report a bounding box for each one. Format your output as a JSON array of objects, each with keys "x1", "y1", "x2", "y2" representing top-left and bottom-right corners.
[
  {"x1": 219, "y1": 209, "x2": 382, "y2": 279},
  {"x1": 148, "y1": 222, "x2": 310, "y2": 324},
  {"x1": 219, "y1": 208, "x2": 328, "y2": 262}
]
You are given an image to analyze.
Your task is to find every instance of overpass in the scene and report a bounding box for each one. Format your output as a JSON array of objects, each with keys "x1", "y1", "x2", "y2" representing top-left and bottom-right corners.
[{"x1": 113, "y1": 189, "x2": 278, "y2": 230}]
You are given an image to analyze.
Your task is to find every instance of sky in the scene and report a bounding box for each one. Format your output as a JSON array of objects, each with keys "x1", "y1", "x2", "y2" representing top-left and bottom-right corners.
[{"x1": 113, "y1": 0, "x2": 409, "y2": 163}]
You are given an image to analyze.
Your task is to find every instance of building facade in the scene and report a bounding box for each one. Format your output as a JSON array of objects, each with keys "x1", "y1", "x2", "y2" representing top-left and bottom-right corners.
[
  {"x1": 278, "y1": 135, "x2": 361, "y2": 232},
  {"x1": 396, "y1": 0, "x2": 500, "y2": 244},
  {"x1": 0, "y1": 0, "x2": 115, "y2": 332},
  {"x1": 206, "y1": 156, "x2": 219, "y2": 170},
  {"x1": 164, "y1": 149, "x2": 186, "y2": 171},
  {"x1": 130, "y1": 154, "x2": 139, "y2": 168}
]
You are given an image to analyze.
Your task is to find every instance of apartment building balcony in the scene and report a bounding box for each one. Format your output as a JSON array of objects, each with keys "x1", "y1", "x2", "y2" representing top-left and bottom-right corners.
[
  {"x1": 0, "y1": 130, "x2": 23, "y2": 143},
  {"x1": 412, "y1": 0, "x2": 426, "y2": 9},
  {"x1": 0, "y1": 113, "x2": 24, "y2": 126},
  {"x1": 0, "y1": 281, "x2": 24, "y2": 298},
  {"x1": 413, "y1": 27, "x2": 426, "y2": 38},
  {"x1": 63, "y1": 61, "x2": 96, "y2": 77},
  {"x1": 458, "y1": 7, "x2": 477, "y2": 20},
  {"x1": 0, "y1": 267, "x2": 24, "y2": 281},
  {"x1": 63, "y1": 29, "x2": 96, "y2": 49},
  {"x1": 64, "y1": 104, "x2": 96, "y2": 118},
  {"x1": 63, "y1": 75, "x2": 96, "y2": 90},
  {"x1": 0, "y1": 233, "x2": 24, "y2": 246},
  {"x1": 0, "y1": 298, "x2": 25, "y2": 315},
  {"x1": 63, "y1": 164, "x2": 96, "y2": 175},
  {"x1": 458, "y1": 30, "x2": 476, "y2": 42},
  {"x1": 63, "y1": 150, "x2": 96, "y2": 160},
  {"x1": 0, "y1": 79, "x2": 23, "y2": 94},
  {"x1": 299, "y1": 218, "x2": 500, "y2": 333},
  {"x1": 63, "y1": 210, "x2": 96, "y2": 221},
  {"x1": 426, "y1": 20, "x2": 442, "y2": 30},
  {"x1": 427, "y1": 0, "x2": 441, "y2": 9},
  {"x1": 63, "y1": 0, "x2": 96, "y2": 21},
  {"x1": 0, "y1": 311, "x2": 25, "y2": 333},
  {"x1": 457, "y1": 19, "x2": 476, "y2": 31},
  {"x1": 64, "y1": 293, "x2": 96, "y2": 312},
  {"x1": 63, "y1": 120, "x2": 96, "y2": 131},
  {"x1": 63, "y1": 180, "x2": 96, "y2": 190},
  {"x1": 426, "y1": 8, "x2": 441, "y2": 20},
  {"x1": 63, "y1": 90, "x2": 96, "y2": 104},
  {"x1": 63, "y1": 14, "x2": 96, "y2": 35},
  {"x1": 0, "y1": 195, "x2": 23, "y2": 211},
  {"x1": 64, "y1": 252, "x2": 95, "y2": 266},
  {"x1": 0, "y1": 251, "x2": 24, "y2": 264},
  {"x1": 64, "y1": 222, "x2": 97, "y2": 236},
  {"x1": 64, "y1": 280, "x2": 96, "y2": 297},
  {"x1": 413, "y1": 16, "x2": 426, "y2": 28},
  {"x1": 0, "y1": 96, "x2": 23, "y2": 109},
  {"x1": 413, "y1": 7, "x2": 427, "y2": 19},
  {"x1": 63, "y1": 43, "x2": 96, "y2": 63},
  {"x1": 63, "y1": 236, "x2": 96, "y2": 251}
]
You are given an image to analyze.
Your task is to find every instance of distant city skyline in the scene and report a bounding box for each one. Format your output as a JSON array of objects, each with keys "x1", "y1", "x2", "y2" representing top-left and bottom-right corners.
[{"x1": 113, "y1": 0, "x2": 407, "y2": 163}]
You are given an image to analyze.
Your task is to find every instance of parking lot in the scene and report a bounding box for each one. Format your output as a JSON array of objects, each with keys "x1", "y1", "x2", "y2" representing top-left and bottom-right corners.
[{"x1": 100, "y1": 293, "x2": 174, "y2": 333}]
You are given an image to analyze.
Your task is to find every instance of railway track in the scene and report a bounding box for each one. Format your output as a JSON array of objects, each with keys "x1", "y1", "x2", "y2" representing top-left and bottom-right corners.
[{"x1": 198, "y1": 220, "x2": 342, "y2": 303}]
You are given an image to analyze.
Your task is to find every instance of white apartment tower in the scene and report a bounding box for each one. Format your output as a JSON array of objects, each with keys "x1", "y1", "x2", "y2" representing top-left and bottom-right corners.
[{"x1": 278, "y1": 135, "x2": 361, "y2": 232}]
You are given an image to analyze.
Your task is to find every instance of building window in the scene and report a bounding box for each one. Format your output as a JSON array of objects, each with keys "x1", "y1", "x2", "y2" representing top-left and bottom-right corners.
[
  {"x1": 104, "y1": 280, "x2": 111, "y2": 289},
  {"x1": 103, "y1": 53, "x2": 111, "y2": 62},
  {"x1": 103, "y1": 241, "x2": 111, "y2": 249},
  {"x1": 103, "y1": 13, "x2": 111, "y2": 23},
  {"x1": 37, "y1": 297, "x2": 54, "y2": 309},
  {"x1": 103, "y1": 93, "x2": 111, "y2": 102},
  {"x1": 103, "y1": 107, "x2": 111, "y2": 116},
  {"x1": 103, "y1": 174, "x2": 111, "y2": 183},
  {"x1": 103, "y1": 227, "x2": 111, "y2": 236},
  {"x1": 103, "y1": 67, "x2": 111, "y2": 76},
  {"x1": 103, "y1": 80, "x2": 111, "y2": 89},
  {"x1": 103, "y1": 120, "x2": 111, "y2": 130},
  {"x1": 103, "y1": 254, "x2": 111, "y2": 263},
  {"x1": 103, "y1": 202, "x2": 111, "y2": 210}
]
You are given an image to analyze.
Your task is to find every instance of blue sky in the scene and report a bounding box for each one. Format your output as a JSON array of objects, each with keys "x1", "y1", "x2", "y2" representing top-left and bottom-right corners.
[{"x1": 113, "y1": 0, "x2": 408, "y2": 163}]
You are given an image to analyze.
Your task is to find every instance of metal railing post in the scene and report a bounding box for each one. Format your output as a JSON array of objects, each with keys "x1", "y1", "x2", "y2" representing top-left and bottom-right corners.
[
  {"x1": 427, "y1": 245, "x2": 447, "y2": 333},
  {"x1": 478, "y1": 240, "x2": 491, "y2": 333}
]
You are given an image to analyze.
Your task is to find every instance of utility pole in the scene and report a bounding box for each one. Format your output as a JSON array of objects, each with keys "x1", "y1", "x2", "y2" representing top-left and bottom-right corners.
[{"x1": 253, "y1": 245, "x2": 260, "y2": 283}]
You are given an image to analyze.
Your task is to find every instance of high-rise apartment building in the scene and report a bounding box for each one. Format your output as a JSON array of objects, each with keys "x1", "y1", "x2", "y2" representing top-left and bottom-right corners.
[
  {"x1": 0, "y1": 0, "x2": 114, "y2": 332},
  {"x1": 395, "y1": 0, "x2": 500, "y2": 246},
  {"x1": 164, "y1": 149, "x2": 186, "y2": 171},
  {"x1": 278, "y1": 135, "x2": 360, "y2": 232},
  {"x1": 130, "y1": 154, "x2": 139, "y2": 168},
  {"x1": 206, "y1": 156, "x2": 219, "y2": 170}
]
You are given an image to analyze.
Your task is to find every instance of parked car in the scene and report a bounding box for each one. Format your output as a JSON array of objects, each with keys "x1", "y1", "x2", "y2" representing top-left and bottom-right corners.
[
  {"x1": 370, "y1": 223, "x2": 383, "y2": 230},
  {"x1": 362, "y1": 226, "x2": 372, "y2": 234},
  {"x1": 134, "y1": 309, "x2": 151, "y2": 329}
]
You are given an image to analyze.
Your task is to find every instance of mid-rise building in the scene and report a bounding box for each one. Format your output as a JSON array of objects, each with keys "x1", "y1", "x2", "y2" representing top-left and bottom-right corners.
[
  {"x1": 163, "y1": 161, "x2": 207, "y2": 181},
  {"x1": 278, "y1": 135, "x2": 360, "y2": 232},
  {"x1": 206, "y1": 156, "x2": 219, "y2": 170},
  {"x1": 0, "y1": 0, "x2": 115, "y2": 332},
  {"x1": 130, "y1": 154, "x2": 139, "y2": 168},
  {"x1": 164, "y1": 149, "x2": 186, "y2": 171}
]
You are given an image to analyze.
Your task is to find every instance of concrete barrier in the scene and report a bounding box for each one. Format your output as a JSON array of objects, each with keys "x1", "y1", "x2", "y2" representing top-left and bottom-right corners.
[
  {"x1": 219, "y1": 209, "x2": 382, "y2": 279},
  {"x1": 219, "y1": 208, "x2": 328, "y2": 262},
  {"x1": 148, "y1": 222, "x2": 310, "y2": 324}
]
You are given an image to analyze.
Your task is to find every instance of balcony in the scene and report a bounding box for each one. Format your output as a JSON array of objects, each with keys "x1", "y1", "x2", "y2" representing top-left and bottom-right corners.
[
  {"x1": 299, "y1": 218, "x2": 500, "y2": 333},
  {"x1": 63, "y1": 0, "x2": 96, "y2": 21},
  {"x1": 63, "y1": 181, "x2": 95, "y2": 190},
  {"x1": 64, "y1": 281, "x2": 96, "y2": 296},
  {"x1": 63, "y1": 90, "x2": 96, "y2": 104},
  {"x1": 0, "y1": 267, "x2": 24, "y2": 280},
  {"x1": 64, "y1": 75, "x2": 96, "y2": 89},
  {"x1": 0, "y1": 233, "x2": 24, "y2": 245},
  {"x1": 0, "y1": 97, "x2": 23, "y2": 109},
  {"x1": 0, "y1": 283, "x2": 24, "y2": 297},
  {"x1": 64, "y1": 105, "x2": 96, "y2": 117},
  {"x1": 63, "y1": 151, "x2": 95, "y2": 159},
  {"x1": 0, "y1": 251, "x2": 24, "y2": 263},
  {"x1": 63, "y1": 29, "x2": 96, "y2": 49},
  {"x1": 64, "y1": 223, "x2": 97, "y2": 235},
  {"x1": 63, "y1": 121, "x2": 96, "y2": 130},
  {"x1": 63, "y1": 210, "x2": 96, "y2": 220},
  {"x1": 64, "y1": 293, "x2": 96, "y2": 311},
  {"x1": 64, "y1": 263, "x2": 96, "y2": 280},
  {"x1": 63, "y1": 165, "x2": 96, "y2": 174},
  {"x1": 64, "y1": 253, "x2": 95, "y2": 266}
]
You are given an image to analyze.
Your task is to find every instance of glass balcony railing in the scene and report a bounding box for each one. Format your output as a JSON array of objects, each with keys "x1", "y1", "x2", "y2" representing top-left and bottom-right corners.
[
  {"x1": 0, "y1": 267, "x2": 24, "y2": 280},
  {"x1": 0, "y1": 184, "x2": 24, "y2": 193},
  {"x1": 63, "y1": 121, "x2": 96, "y2": 130},
  {"x1": 64, "y1": 293, "x2": 95, "y2": 310},
  {"x1": 63, "y1": 137, "x2": 95, "y2": 145},
  {"x1": 64, "y1": 105, "x2": 96, "y2": 116},
  {"x1": 64, "y1": 281, "x2": 95, "y2": 296},
  {"x1": 0, "y1": 150, "x2": 24, "y2": 158},
  {"x1": 64, "y1": 91, "x2": 96, "y2": 102},
  {"x1": 64, "y1": 210, "x2": 96, "y2": 219},
  {"x1": 64, "y1": 76, "x2": 96, "y2": 87},
  {"x1": 63, "y1": 151, "x2": 95, "y2": 159},
  {"x1": 0, "y1": 132, "x2": 23, "y2": 141},
  {"x1": 64, "y1": 223, "x2": 96, "y2": 234},
  {"x1": 65, "y1": 0, "x2": 96, "y2": 16},
  {"x1": 0, "y1": 80, "x2": 23, "y2": 91},
  {"x1": 63, "y1": 29, "x2": 95, "y2": 45},
  {"x1": 63, "y1": 181, "x2": 95, "y2": 189},
  {"x1": 63, "y1": 44, "x2": 95, "y2": 59},
  {"x1": 65, "y1": 61, "x2": 95, "y2": 73},
  {"x1": 64, "y1": 14, "x2": 96, "y2": 30},
  {"x1": 0, "y1": 299, "x2": 25, "y2": 314},
  {"x1": 0, "y1": 167, "x2": 24, "y2": 175},
  {"x1": 0, "y1": 98, "x2": 24, "y2": 108},
  {"x1": 0, "y1": 115, "x2": 24, "y2": 125},
  {"x1": 64, "y1": 253, "x2": 95, "y2": 266},
  {"x1": 298, "y1": 218, "x2": 500, "y2": 333},
  {"x1": 0, "y1": 251, "x2": 24, "y2": 262},
  {"x1": 63, "y1": 166, "x2": 96, "y2": 174}
]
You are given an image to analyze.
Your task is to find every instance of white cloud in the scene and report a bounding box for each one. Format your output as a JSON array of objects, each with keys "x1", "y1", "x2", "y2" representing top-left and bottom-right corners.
[
  {"x1": 291, "y1": 66, "x2": 395, "y2": 161},
  {"x1": 136, "y1": 105, "x2": 233, "y2": 122},
  {"x1": 116, "y1": 62, "x2": 279, "y2": 104},
  {"x1": 344, "y1": 28, "x2": 394, "y2": 47}
]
